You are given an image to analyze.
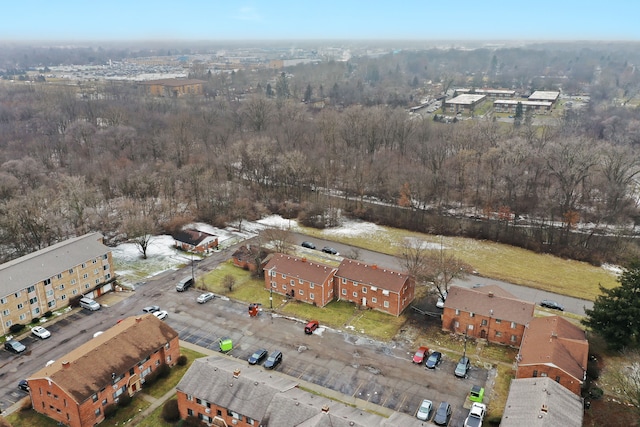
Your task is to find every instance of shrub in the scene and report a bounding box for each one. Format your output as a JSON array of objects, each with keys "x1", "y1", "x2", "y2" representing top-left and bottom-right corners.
[
  {"x1": 9, "y1": 323, "x2": 25, "y2": 334},
  {"x1": 183, "y1": 415, "x2": 207, "y2": 427},
  {"x1": 31, "y1": 317, "x2": 40, "y2": 324},
  {"x1": 142, "y1": 371, "x2": 159, "y2": 388},
  {"x1": 117, "y1": 393, "x2": 132, "y2": 408},
  {"x1": 157, "y1": 363, "x2": 170, "y2": 379},
  {"x1": 69, "y1": 295, "x2": 83, "y2": 308},
  {"x1": 589, "y1": 386, "x2": 604, "y2": 400},
  {"x1": 177, "y1": 354, "x2": 188, "y2": 366},
  {"x1": 104, "y1": 403, "x2": 118, "y2": 419},
  {"x1": 161, "y1": 399, "x2": 180, "y2": 422},
  {"x1": 44, "y1": 311, "x2": 53, "y2": 318}
]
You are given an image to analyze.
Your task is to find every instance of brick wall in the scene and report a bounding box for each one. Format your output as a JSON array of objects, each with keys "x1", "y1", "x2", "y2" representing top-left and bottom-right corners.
[
  {"x1": 442, "y1": 308, "x2": 526, "y2": 346},
  {"x1": 516, "y1": 364, "x2": 583, "y2": 395}
]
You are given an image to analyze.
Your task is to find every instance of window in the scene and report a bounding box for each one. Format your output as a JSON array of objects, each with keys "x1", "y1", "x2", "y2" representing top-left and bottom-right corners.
[
  {"x1": 95, "y1": 408, "x2": 101, "y2": 416},
  {"x1": 102, "y1": 399, "x2": 107, "y2": 406},
  {"x1": 495, "y1": 319, "x2": 501, "y2": 324},
  {"x1": 298, "y1": 279, "x2": 303, "y2": 284},
  {"x1": 309, "y1": 283, "x2": 314, "y2": 289},
  {"x1": 44, "y1": 279, "x2": 51, "y2": 286},
  {"x1": 299, "y1": 290, "x2": 304, "y2": 296},
  {"x1": 310, "y1": 293, "x2": 314, "y2": 300},
  {"x1": 341, "y1": 278, "x2": 346, "y2": 284},
  {"x1": 532, "y1": 370, "x2": 538, "y2": 377},
  {"x1": 455, "y1": 309, "x2": 460, "y2": 315},
  {"x1": 495, "y1": 331, "x2": 502, "y2": 337},
  {"x1": 68, "y1": 268, "x2": 74, "y2": 274},
  {"x1": 362, "y1": 287, "x2": 367, "y2": 294},
  {"x1": 14, "y1": 291, "x2": 21, "y2": 298},
  {"x1": 60, "y1": 295, "x2": 67, "y2": 301},
  {"x1": 5, "y1": 320, "x2": 11, "y2": 327},
  {"x1": 555, "y1": 376, "x2": 561, "y2": 383},
  {"x1": 32, "y1": 307, "x2": 40, "y2": 315},
  {"x1": 271, "y1": 282, "x2": 276, "y2": 288},
  {"x1": 468, "y1": 325, "x2": 474, "y2": 330},
  {"x1": 103, "y1": 265, "x2": 109, "y2": 271},
  {"x1": 71, "y1": 279, "x2": 76, "y2": 285},
  {"x1": 27, "y1": 285, "x2": 35, "y2": 292},
  {"x1": 511, "y1": 321, "x2": 517, "y2": 329},
  {"x1": 282, "y1": 284, "x2": 287, "y2": 291},
  {"x1": 95, "y1": 279, "x2": 100, "y2": 284},
  {"x1": 92, "y1": 394, "x2": 98, "y2": 402},
  {"x1": 29, "y1": 296, "x2": 38, "y2": 304},
  {"x1": 82, "y1": 263, "x2": 86, "y2": 268},
  {"x1": 19, "y1": 313, "x2": 27, "y2": 320},
  {"x1": 187, "y1": 409, "x2": 194, "y2": 416},
  {"x1": 186, "y1": 394, "x2": 192, "y2": 401},
  {"x1": 269, "y1": 271, "x2": 275, "y2": 277},
  {"x1": 47, "y1": 301, "x2": 55, "y2": 308},
  {"x1": 72, "y1": 290, "x2": 78, "y2": 295},
  {"x1": 540, "y1": 372, "x2": 548, "y2": 377},
  {"x1": 17, "y1": 303, "x2": 23, "y2": 309},
  {"x1": 371, "y1": 297, "x2": 377, "y2": 303},
  {"x1": 2, "y1": 309, "x2": 8, "y2": 316},
  {"x1": 85, "y1": 283, "x2": 90, "y2": 289},
  {"x1": 510, "y1": 335, "x2": 517, "y2": 342},
  {"x1": 383, "y1": 301, "x2": 389, "y2": 308},
  {"x1": 341, "y1": 289, "x2": 347, "y2": 295},
  {"x1": 94, "y1": 269, "x2": 99, "y2": 274},
  {"x1": 290, "y1": 280, "x2": 294, "y2": 286},
  {"x1": 196, "y1": 398, "x2": 202, "y2": 405},
  {"x1": 57, "y1": 274, "x2": 63, "y2": 279},
  {"x1": 59, "y1": 285, "x2": 65, "y2": 290},
  {"x1": 103, "y1": 254, "x2": 108, "y2": 260},
  {"x1": 46, "y1": 290, "x2": 54, "y2": 297},
  {"x1": 469, "y1": 312, "x2": 475, "y2": 317},
  {"x1": 0, "y1": 298, "x2": 6, "y2": 304},
  {"x1": 352, "y1": 292, "x2": 358, "y2": 298},
  {"x1": 93, "y1": 259, "x2": 97, "y2": 264},
  {"x1": 481, "y1": 319, "x2": 487, "y2": 326},
  {"x1": 281, "y1": 273, "x2": 286, "y2": 279}
]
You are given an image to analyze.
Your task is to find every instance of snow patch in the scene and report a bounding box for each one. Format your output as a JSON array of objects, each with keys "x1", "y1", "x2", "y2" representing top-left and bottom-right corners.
[{"x1": 602, "y1": 263, "x2": 623, "y2": 276}]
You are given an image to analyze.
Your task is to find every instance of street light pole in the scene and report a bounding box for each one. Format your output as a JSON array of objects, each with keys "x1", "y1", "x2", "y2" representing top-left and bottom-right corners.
[
  {"x1": 270, "y1": 287, "x2": 273, "y2": 309},
  {"x1": 191, "y1": 250, "x2": 195, "y2": 283}
]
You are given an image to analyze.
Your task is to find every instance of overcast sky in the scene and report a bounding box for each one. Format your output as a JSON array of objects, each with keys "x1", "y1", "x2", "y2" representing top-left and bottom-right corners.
[{"x1": 1, "y1": 1, "x2": 638, "y2": 42}]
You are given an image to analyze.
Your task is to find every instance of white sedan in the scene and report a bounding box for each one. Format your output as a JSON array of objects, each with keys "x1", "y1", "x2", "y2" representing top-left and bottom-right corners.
[
  {"x1": 197, "y1": 292, "x2": 215, "y2": 304},
  {"x1": 32, "y1": 326, "x2": 51, "y2": 339},
  {"x1": 153, "y1": 310, "x2": 168, "y2": 321}
]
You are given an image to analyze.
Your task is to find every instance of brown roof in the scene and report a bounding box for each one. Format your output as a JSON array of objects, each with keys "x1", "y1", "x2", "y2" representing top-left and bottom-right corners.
[
  {"x1": 264, "y1": 254, "x2": 337, "y2": 285},
  {"x1": 28, "y1": 314, "x2": 178, "y2": 403},
  {"x1": 474, "y1": 284, "x2": 517, "y2": 298},
  {"x1": 232, "y1": 245, "x2": 260, "y2": 263},
  {"x1": 173, "y1": 228, "x2": 216, "y2": 246},
  {"x1": 444, "y1": 285, "x2": 534, "y2": 325},
  {"x1": 335, "y1": 259, "x2": 410, "y2": 294},
  {"x1": 518, "y1": 316, "x2": 588, "y2": 382}
]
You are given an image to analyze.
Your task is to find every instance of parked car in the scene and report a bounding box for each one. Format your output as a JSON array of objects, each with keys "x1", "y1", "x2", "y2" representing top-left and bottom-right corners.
[
  {"x1": 301, "y1": 241, "x2": 316, "y2": 249},
  {"x1": 197, "y1": 292, "x2": 215, "y2": 304},
  {"x1": 305, "y1": 320, "x2": 319, "y2": 334},
  {"x1": 219, "y1": 337, "x2": 233, "y2": 353},
  {"x1": 426, "y1": 351, "x2": 442, "y2": 369},
  {"x1": 31, "y1": 325, "x2": 51, "y2": 339},
  {"x1": 464, "y1": 402, "x2": 486, "y2": 427},
  {"x1": 455, "y1": 356, "x2": 471, "y2": 378},
  {"x1": 436, "y1": 291, "x2": 448, "y2": 309},
  {"x1": 79, "y1": 297, "x2": 101, "y2": 311},
  {"x1": 264, "y1": 350, "x2": 283, "y2": 369},
  {"x1": 472, "y1": 283, "x2": 484, "y2": 288},
  {"x1": 142, "y1": 305, "x2": 160, "y2": 313},
  {"x1": 18, "y1": 380, "x2": 29, "y2": 392},
  {"x1": 248, "y1": 348, "x2": 268, "y2": 365},
  {"x1": 412, "y1": 346, "x2": 429, "y2": 364},
  {"x1": 176, "y1": 276, "x2": 194, "y2": 292},
  {"x1": 539, "y1": 299, "x2": 564, "y2": 311},
  {"x1": 468, "y1": 385, "x2": 485, "y2": 403},
  {"x1": 153, "y1": 310, "x2": 168, "y2": 320},
  {"x1": 416, "y1": 399, "x2": 433, "y2": 421},
  {"x1": 321, "y1": 246, "x2": 339, "y2": 255},
  {"x1": 433, "y1": 401, "x2": 452, "y2": 425},
  {"x1": 4, "y1": 340, "x2": 26, "y2": 353}
]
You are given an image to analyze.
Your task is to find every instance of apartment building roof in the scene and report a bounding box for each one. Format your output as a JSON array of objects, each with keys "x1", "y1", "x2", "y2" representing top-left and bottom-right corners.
[
  {"x1": 445, "y1": 94, "x2": 486, "y2": 105},
  {"x1": 137, "y1": 78, "x2": 206, "y2": 87},
  {"x1": 518, "y1": 316, "x2": 588, "y2": 383},
  {"x1": 501, "y1": 377, "x2": 583, "y2": 427},
  {"x1": 0, "y1": 232, "x2": 109, "y2": 297},
  {"x1": 335, "y1": 259, "x2": 410, "y2": 293},
  {"x1": 263, "y1": 254, "x2": 337, "y2": 286},
  {"x1": 28, "y1": 314, "x2": 178, "y2": 403},
  {"x1": 444, "y1": 285, "x2": 535, "y2": 325},
  {"x1": 528, "y1": 90, "x2": 560, "y2": 101}
]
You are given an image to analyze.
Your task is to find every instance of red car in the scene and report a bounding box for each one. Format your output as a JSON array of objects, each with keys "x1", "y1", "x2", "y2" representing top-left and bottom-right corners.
[{"x1": 413, "y1": 346, "x2": 429, "y2": 364}]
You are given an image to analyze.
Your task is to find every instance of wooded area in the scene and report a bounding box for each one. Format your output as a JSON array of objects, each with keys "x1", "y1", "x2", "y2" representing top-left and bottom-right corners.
[{"x1": 1, "y1": 42, "x2": 640, "y2": 264}]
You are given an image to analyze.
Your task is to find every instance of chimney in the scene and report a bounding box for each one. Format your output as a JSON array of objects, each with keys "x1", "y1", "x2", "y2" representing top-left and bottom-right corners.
[
  {"x1": 321, "y1": 405, "x2": 330, "y2": 413},
  {"x1": 551, "y1": 332, "x2": 558, "y2": 338},
  {"x1": 301, "y1": 257, "x2": 307, "y2": 263},
  {"x1": 488, "y1": 292, "x2": 494, "y2": 298},
  {"x1": 541, "y1": 404, "x2": 548, "y2": 413},
  {"x1": 372, "y1": 264, "x2": 377, "y2": 270},
  {"x1": 136, "y1": 317, "x2": 143, "y2": 323},
  {"x1": 233, "y1": 369, "x2": 241, "y2": 378},
  {"x1": 62, "y1": 361, "x2": 70, "y2": 369}
]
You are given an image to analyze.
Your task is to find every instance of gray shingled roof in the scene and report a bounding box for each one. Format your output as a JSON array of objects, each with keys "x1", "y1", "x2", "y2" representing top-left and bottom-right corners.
[
  {"x1": 501, "y1": 377, "x2": 583, "y2": 427},
  {"x1": 0, "y1": 233, "x2": 109, "y2": 297}
]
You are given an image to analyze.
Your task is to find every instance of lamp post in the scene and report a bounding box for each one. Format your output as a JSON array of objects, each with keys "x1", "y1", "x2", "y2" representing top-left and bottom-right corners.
[
  {"x1": 269, "y1": 287, "x2": 273, "y2": 309},
  {"x1": 190, "y1": 249, "x2": 195, "y2": 283}
]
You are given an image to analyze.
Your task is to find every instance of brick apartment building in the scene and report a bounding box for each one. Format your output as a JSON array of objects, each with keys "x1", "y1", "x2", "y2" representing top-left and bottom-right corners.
[
  {"x1": 516, "y1": 316, "x2": 588, "y2": 395},
  {"x1": 335, "y1": 259, "x2": 414, "y2": 316},
  {"x1": 27, "y1": 314, "x2": 180, "y2": 427},
  {"x1": 0, "y1": 232, "x2": 114, "y2": 335},
  {"x1": 263, "y1": 254, "x2": 415, "y2": 316},
  {"x1": 442, "y1": 285, "x2": 535, "y2": 346},
  {"x1": 138, "y1": 78, "x2": 206, "y2": 97}
]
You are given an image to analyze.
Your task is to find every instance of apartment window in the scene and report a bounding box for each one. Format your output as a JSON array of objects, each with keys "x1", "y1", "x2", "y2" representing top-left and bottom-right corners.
[
  {"x1": 32, "y1": 307, "x2": 40, "y2": 315},
  {"x1": 44, "y1": 278, "x2": 51, "y2": 285},
  {"x1": 186, "y1": 394, "x2": 192, "y2": 401},
  {"x1": 510, "y1": 335, "x2": 517, "y2": 342},
  {"x1": 384, "y1": 301, "x2": 389, "y2": 308},
  {"x1": 468, "y1": 325, "x2": 474, "y2": 330},
  {"x1": 540, "y1": 372, "x2": 548, "y2": 377},
  {"x1": 187, "y1": 409, "x2": 194, "y2": 416},
  {"x1": 555, "y1": 376, "x2": 561, "y2": 383},
  {"x1": 85, "y1": 283, "x2": 90, "y2": 289},
  {"x1": 532, "y1": 370, "x2": 538, "y2": 377},
  {"x1": 455, "y1": 309, "x2": 460, "y2": 315},
  {"x1": 282, "y1": 284, "x2": 287, "y2": 291},
  {"x1": 310, "y1": 293, "x2": 314, "y2": 300},
  {"x1": 92, "y1": 394, "x2": 98, "y2": 402},
  {"x1": 371, "y1": 297, "x2": 377, "y2": 303},
  {"x1": 481, "y1": 319, "x2": 487, "y2": 326},
  {"x1": 495, "y1": 319, "x2": 501, "y2": 324},
  {"x1": 362, "y1": 287, "x2": 367, "y2": 294},
  {"x1": 46, "y1": 290, "x2": 54, "y2": 297},
  {"x1": 309, "y1": 283, "x2": 314, "y2": 289},
  {"x1": 5, "y1": 320, "x2": 11, "y2": 327},
  {"x1": 27, "y1": 285, "x2": 35, "y2": 293},
  {"x1": 495, "y1": 331, "x2": 502, "y2": 337},
  {"x1": 68, "y1": 268, "x2": 74, "y2": 274},
  {"x1": 29, "y1": 296, "x2": 38, "y2": 304},
  {"x1": 247, "y1": 416, "x2": 255, "y2": 425},
  {"x1": 70, "y1": 279, "x2": 76, "y2": 285},
  {"x1": 353, "y1": 292, "x2": 358, "y2": 298},
  {"x1": 341, "y1": 278, "x2": 346, "y2": 284},
  {"x1": 341, "y1": 289, "x2": 347, "y2": 295},
  {"x1": 103, "y1": 265, "x2": 109, "y2": 271},
  {"x1": 95, "y1": 279, "x2": 100, "y2": 284},
  {"x1": 60, "y1": 295, "x2": 67, "y2": 301},
  {"x1": 20, "y1": 313, "x2": 27, "y2": 320},
  {"x1": 59, "y1": 285, "x2": 65, "y2": 290},
  {"x1": 94, "y1": 408, "x2": 101, "y2": 416},
  {"x1": 94, "y1": 269, "x2": 99, "y2": 274},
  {"x1": 72, "y1": 290, "x2": 78, "y2": 295},
  {"x1": 14, "y1": 291, "x2": 21, "y2": 298},
  {"x1": 290, "y1": 280, "x2": 295, "y2": 286},
  {"x1": 93, "y1": 259, "x2": 97, "y2": 264},
  {"x1": 47, "y1": 301, "x2": 56, "y2": 308},
  {"x1": 196, "y1": 398, "x2": 202, "y2": 405},
  {"x1": 102, "y1": 399, "x2": 107, "y2": 406},
  {"x1": 271, "y1": 282, "x2": 276, "y2": 288},
  {"x1": 281, "y1": 273, "x2": 286, "y2": 279},
  {"x1": 0, "y1": 298, "x2": 6, "y2": 304},
  {"x1": 2, "y1": 309, "x2": 9, "y2": 316},
  {"x1": 82, "y1": 263, "x2": 86, "y2": 268},
  {"x1": 103, "y1": 254, "x2": 108, "y2": 260},
  {"x1": 469, "y1": 312, "x2": 475, "y2": 317},
  {"x1": 17, "y1": 303, "x2": 23, "y2": 309},
  {"x1": 57, "y1": 274, "x2": 63, "y2": 279},
  {"x1": 511, "y1": 322, "x2": 517, "y2": 329},
  {"x1": 298, "y1": 279, "x2": 303, "y2": 284},
  {"x1": 299, "y1": 290, "x2": 304, "y2": 296}
]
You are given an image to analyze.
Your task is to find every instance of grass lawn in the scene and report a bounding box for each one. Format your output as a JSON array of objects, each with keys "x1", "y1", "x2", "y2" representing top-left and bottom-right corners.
[
  {"x1": 486, "y1": 364, "x2": 515, "y2": 423},
  {"x1": 136, "y1": 404, "x2": 175, "y2": 427},
  {"x1": 295, "y1": 222, "x2": 617, "y2": 301},
  {"x1": 146, "y1": 347, "x2": 206, "y2": 398}
]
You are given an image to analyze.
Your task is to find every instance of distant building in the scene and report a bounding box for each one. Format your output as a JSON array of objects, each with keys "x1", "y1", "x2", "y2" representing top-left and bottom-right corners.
[
  {"x1": 456, "y1": 88, "x2": 516, "y2": 98},
  {"x1": 27, "y1": 314, "x2": 180, "y2": 427},
  {"x1": 138, "y1": 78, "x2": 206, "y2": 97},
  {"x1": 177, "y1": 354, "x2": 429, "y2": 427},
  {"x1": 442, "y1": 285, "x2": 534, "y2": 347},
  {"x1": 0, "y1": 233, "x2": 114, "y2": 334},
  {"x1": 173, "y1": 228, "x2": 218, "y2": 253},
  {"x1": 493, "y1": 99, "x2": 553, "y2": 113},
  {"x1": 443, "y1": 94, "x2": 487, "y2": 113},
  {"x1": 501, "y1": 377, "x2": 583, "y2": 427},
  {"x1": 516, "y1": 316, "x2": 588, "y2": 395},
  {"x1": 528, "y1": 90, "x2": 560, "y2": 104}
]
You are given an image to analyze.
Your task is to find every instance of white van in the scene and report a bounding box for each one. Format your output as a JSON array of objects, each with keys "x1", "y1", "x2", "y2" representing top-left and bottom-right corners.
[
  {"x1": 79, "y1": 297, "x2": 101, "y2": 311},
  {"x1": 176, "y1": 277, "x2": 194, "y2": 292}
]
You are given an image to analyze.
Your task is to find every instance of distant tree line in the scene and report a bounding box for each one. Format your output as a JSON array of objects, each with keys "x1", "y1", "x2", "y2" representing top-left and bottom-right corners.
[{"x1": 0, "y1": 43, "x2": 640, "y2": 265}]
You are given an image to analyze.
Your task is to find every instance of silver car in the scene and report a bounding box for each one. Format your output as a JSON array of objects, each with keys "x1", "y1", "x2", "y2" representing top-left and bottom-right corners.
[{"x1": 197, "y1": 292, "x2": 215, "y2": 303}]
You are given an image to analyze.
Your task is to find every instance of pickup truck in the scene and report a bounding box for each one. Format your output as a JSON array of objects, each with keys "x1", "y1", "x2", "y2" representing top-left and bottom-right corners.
[{"x1": 464, "y1": 402, "x2": 486, "y2": 427}]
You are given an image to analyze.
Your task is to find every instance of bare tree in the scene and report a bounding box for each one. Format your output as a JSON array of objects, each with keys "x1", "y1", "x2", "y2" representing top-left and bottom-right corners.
[
  {"x1": 609, "y1": 350, "x2": 640, "y2": 422},
  {"x1": 260, "y1": 227, "x2": 293, "y2": 254},
  {"x1": 124, "y1": 215, "x2": 156, "y2": 259},
  {"x1": 222, "y1": 274, "x2": 236, "y2": 292}
]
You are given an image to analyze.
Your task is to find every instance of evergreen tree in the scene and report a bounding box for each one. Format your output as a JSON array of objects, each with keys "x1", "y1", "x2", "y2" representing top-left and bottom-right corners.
[
  {"x1": 304, "y1": 83, "x2": 312, "y2": 103},
  {"x1": 583, "y1": 262, "x2": 640, "y2": 350},
  {"x1": 266, "y1": 83, "x2": 274, "y2": 98}
]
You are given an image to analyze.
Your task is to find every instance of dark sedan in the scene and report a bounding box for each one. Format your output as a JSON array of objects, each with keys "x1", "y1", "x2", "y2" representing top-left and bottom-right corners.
[
  {"x1": 248, "y1": 349, "x2": 268, "y2": 365},
  {"x1": 540, "y1": 299, "x2": 564, "y2": 311},
  {"x1": 433, "y1": 401, "x2": 452, "y2": 425},
  {"x1": 264, "y1": 350, "x2": 283, "y2": 369},
  {"x1": 426, "y1": 351, "x2": 442, "y2": 369}
]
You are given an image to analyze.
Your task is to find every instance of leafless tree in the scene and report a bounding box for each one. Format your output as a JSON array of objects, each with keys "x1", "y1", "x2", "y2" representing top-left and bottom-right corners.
[{"x1": 260, "y1": 227, "x2": 293, "y2": 254}]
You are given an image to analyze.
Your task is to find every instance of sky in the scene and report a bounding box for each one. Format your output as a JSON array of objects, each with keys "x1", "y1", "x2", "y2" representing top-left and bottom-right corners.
[{"x1": 1, "y1": 1, "x2": 639, "y2": 42}]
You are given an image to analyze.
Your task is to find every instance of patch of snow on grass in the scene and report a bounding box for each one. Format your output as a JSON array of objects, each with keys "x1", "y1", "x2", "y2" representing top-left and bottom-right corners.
[
  {"x1": 602, "y1": 263, "x2": 623, "y2": 276},
  {"x1": 402, "y1": 236, "x2": 444, "y2": 250},
  {"x1": 323, "y1": 219, "x2": 382, "y2": 237},
  {"x1": 257, "y1": 215, "x2": 298, "y2": 230}
]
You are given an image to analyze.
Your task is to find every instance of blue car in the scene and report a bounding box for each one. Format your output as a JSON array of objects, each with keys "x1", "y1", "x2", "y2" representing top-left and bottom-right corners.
[{"x1": 248, "y1": 349, "x2": 268, "y2": 365}]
